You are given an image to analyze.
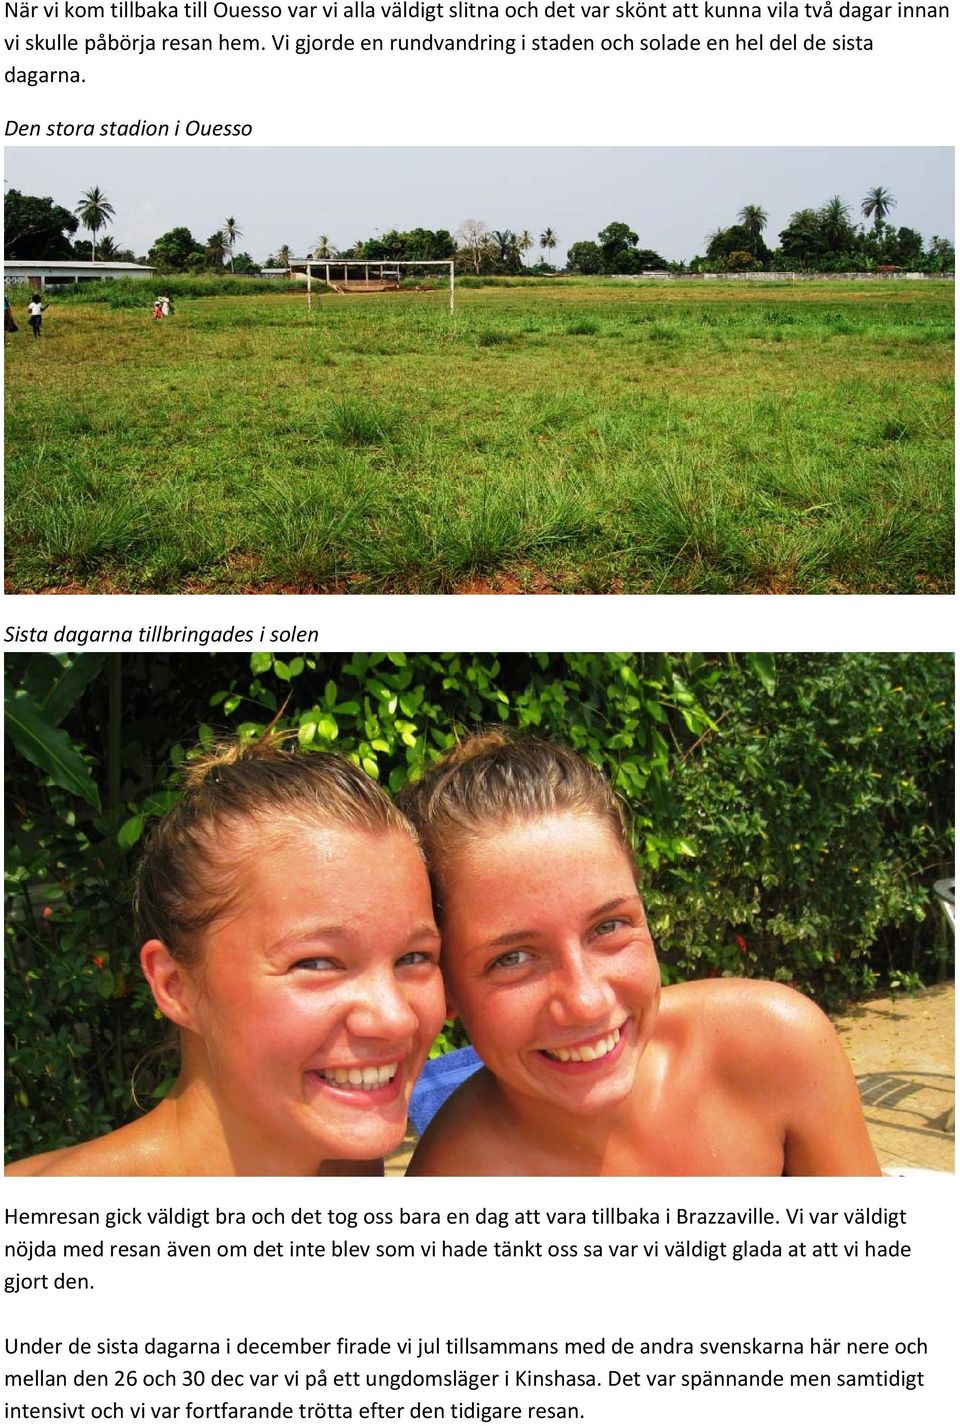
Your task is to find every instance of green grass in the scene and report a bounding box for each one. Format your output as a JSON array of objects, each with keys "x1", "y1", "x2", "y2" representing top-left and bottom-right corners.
[{"x1": 4, "y1": 279, "x2": 953, "y2": 592}]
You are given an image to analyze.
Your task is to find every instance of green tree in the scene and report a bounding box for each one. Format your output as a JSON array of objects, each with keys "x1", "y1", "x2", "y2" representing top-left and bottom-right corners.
[
  {"x1": 539, "y1": 226, "x2": 557, "y2": 261},
  {"x1": 275, "y1": 244, "x2": 292, "y2": 268},
  {"x1": 925, "y1": 235, "x2": 955, "y2": 272},
  {"x1": 205, "y1": 230, "x2": 228, "y2": 268},
  {"x1": 518, "y1": 229, "x2": 534, "y2": 265},
  {"x1": 651, "y1": 654, "x2": 953, "y2": 1006},
  {"x1": 4, "y1": 190, "x2": 79, "y2": 259},
  {"x1": 148, "y1": 227, "x2": 204, "y2": 271},
  {"x1": 705, "y1": 224, "x2": 760, "y2": 267},
  {"x1": 820, "y1": 195, "x2": 854, "y2": 254},
  {"x1": 312, "y1": 235, "x2": 335, "y2": 259},
  {"x1": 597, "y1": 220, "x2": 639, "y2": 272},
  {"x1": 723, "y1": 250, "x2": 762, "y2": 272},
  {"x1": 776, "y1": 208, "x2": 823, "y2": 267},
  {"x1": 885, "y1": 226, "x2": 925, "y2": 268},
  {"x1": 83, "y1": 235, "x2": 136, "y2": 265},
  {"x1": 566, "y1": 239, "x2": 602, "y2": 274},
  {"x1": 354, "y1": 228, "x2": 456, "y2": 263},
  {"x1": 490, "y1": 229, "x2": 523, "y2": 274},
  {"x1": 862, "y1": 185, "x2": 896, "y2": 234},
  {"x1": 222, "y1": 215, "x2": 242, "y2": 272},
  {"x1": 75, "y1": 186, "x2": 115, "y2": 262},
  {"x1": 776, "y1": 202, "x2": 856, "y2": 269},
  {"x1": 736, "y1": 203, "x2": 769, "y2": 257}
]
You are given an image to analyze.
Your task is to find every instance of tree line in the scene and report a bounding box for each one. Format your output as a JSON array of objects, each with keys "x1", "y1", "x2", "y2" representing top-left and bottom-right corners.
[{"x1": 4, "y1": 185, "x2": 954, "y2": 276}]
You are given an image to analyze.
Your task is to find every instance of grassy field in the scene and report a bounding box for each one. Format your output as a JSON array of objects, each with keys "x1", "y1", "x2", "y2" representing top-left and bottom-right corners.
[{"x1": 4, "y1": 279, "x2": 954, "y2": 593}]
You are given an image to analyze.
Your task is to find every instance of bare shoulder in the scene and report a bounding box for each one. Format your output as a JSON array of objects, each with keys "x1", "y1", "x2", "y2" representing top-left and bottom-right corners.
[
  {"x1": 407, "y1": 1070, "x2": 511, "y2": 1177},
  {"x1": 6, "y1": 1146, "x2": 77, "y2": 1177},
  {"x1": 660, "y1": 977, "x2": 837, "y2": 1077},
  {"x1": 6, "y1": 1114, "x2": 176, "y2": 1178},
  {"x1": 7, "y1": 1137, "x2": 127, "y2": 1177},
  {"x1": 660, "y1": 978, "x2": 878, "y2": 1175}
]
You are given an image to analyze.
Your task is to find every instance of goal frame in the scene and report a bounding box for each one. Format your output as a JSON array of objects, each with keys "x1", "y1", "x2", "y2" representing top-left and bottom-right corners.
[{"x1": 293, "y1": 258, "x2": 456, "y2": 313}]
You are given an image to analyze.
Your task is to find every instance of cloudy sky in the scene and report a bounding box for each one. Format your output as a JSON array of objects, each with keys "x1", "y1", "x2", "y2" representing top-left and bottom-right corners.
[{"x1": 4, "y1": 146, "x2": 953, "y2": 263}]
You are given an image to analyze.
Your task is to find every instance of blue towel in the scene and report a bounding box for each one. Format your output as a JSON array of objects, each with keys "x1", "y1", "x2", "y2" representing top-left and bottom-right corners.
[{"x1": 410, "y1": 1046, "x2": 484, "y2": 1135}]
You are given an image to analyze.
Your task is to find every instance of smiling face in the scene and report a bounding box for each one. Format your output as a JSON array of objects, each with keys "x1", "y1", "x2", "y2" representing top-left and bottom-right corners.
[
  {"x1": 178, "y1": 822, "x2": 445, "y2": 1169},
  {"x1": 439, "y1": 812, "x2": 661, "y2": 1118}
]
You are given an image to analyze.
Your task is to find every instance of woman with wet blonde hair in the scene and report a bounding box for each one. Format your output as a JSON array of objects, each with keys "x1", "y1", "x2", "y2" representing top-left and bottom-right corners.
[
  {"x1": 400, "y1": 730, "x2": 879, "y2": 1177},
  {"x1": 7, "y1": 738, "x2": 445, "y2": 1178}
]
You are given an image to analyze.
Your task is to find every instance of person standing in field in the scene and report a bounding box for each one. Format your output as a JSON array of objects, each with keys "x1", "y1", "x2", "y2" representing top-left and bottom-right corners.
[
  {"x1": 4, "y1": 294, "x2": 17, "y2": 333},
  {"x1": 153, "y1": 297, "x2": 163, "y2": 321},
  {"x1": 159, "y1": 294, "x2": 173, "y2": 318},
  {"x1": 27, "y1": 294, "x2": 46, "y2": 338}
]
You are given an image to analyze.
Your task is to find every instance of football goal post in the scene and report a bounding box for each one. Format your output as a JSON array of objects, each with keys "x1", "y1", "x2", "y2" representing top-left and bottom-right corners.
[{"x1": 291, "y1": 258, "x2": 456, "y2": 313}]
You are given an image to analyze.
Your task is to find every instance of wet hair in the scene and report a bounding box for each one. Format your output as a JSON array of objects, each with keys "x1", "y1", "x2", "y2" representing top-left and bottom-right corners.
[
  {"x1": 397, "y1": 731, "x2": 632, "y2": 909},
  {"x1": 134, "y1": 735, "x2": 416, "y2": 964}
]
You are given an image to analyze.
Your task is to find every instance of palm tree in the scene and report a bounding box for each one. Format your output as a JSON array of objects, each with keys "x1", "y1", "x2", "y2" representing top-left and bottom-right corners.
[
  {"x1": 518, "y1": 229, "x2": 534, "y2": 266},
  {"x1": 313, "y1": 235, "x2": 334, "y2": 259},
  {"x1": 539, "y1": 226, "x2": 557, "y2": 260},
  {"x1": 737, "y1": 203, "x2": 768, "y2": 257},
  {"x1": 96, "y1": 235, "x2": 120, "y2": 261},
  {"x1": 222, "y1": 216, "x2": 242, "y2": 272},
  {"x1": 276, "y1": 243, "x2": 292, "y2": 270},
  {"x1": 206, "y1": 230, "x2": 228, "y2": 269},
  {"x1": 820, "y1": 195, "x2": 851, "y2": 253},
  {"x1": 491, "y1": 230, "x2": 521, "y2": 272},
  {"x1": 861, "y1": 186, "x2": 896, "y2": 234},
  {"x1": 75, "y1": 186, "x2": 115, "y2": 262}
]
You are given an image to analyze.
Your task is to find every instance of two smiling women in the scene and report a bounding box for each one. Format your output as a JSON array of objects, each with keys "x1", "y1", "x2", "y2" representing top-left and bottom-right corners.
[{"x1": 7, "y1": 733, "x2": 878, "y2": 1178}]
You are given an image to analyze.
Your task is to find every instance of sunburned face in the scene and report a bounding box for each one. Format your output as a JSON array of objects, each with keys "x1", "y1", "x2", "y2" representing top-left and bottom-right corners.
[
  {"x1": 179, "y1": 823, "x2": 445, "y2": 1167},
  {"x1": 439, "y1": 813, "x2": 661, "y2": 1117}
]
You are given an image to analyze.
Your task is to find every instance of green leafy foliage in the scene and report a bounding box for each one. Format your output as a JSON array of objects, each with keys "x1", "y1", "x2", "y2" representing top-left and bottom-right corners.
[
  {"x1": 4, "y1": 652, "x2": 953, "y2": 1159},
  {"x1": 647, "y1": 655, "x2": 954, "y2": 1007},
  {"x1": 4, "y1": 687, "x2": 100, "y2": 808}
]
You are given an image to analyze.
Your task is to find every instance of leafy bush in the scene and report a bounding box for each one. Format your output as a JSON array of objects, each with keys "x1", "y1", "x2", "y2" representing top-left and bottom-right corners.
[
  {"x1": 4, "y1": 652, "x2": 953, "y2": 1158},
  {"x1": 647, "y1": 655, "x2": 954, "y2": 1006}
]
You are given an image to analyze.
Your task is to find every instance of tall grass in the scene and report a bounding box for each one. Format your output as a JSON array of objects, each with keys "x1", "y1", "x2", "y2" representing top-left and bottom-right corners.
[
  {"x1": 51, "y1": 275, "x2": 305, "y2": 308},
  {"x1": 4, "y1": 280, "x2": 953, "y2": 592}
]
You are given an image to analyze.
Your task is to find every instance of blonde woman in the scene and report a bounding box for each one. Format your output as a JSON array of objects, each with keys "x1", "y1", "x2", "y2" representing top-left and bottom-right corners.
[
  {"x1": 8, "y1": 741, "x2": 445, "y2": 1177},
  {"x1": 400, "y1": 733, "x2": 880, "y2": 1177}
]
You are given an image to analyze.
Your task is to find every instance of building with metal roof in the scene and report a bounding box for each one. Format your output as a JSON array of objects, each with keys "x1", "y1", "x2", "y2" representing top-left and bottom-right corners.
[{"x1": 4, "y1": 260, "x2": 156, "y2": 289}]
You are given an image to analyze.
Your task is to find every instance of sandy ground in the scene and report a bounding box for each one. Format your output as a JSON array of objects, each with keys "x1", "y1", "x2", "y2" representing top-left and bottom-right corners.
[
  {"x1": 387, "y1": 984, "x2": 955, "y2": 1177},
  {"x1": 832, "y1": 983, "x2": 954, "y2": 1173}
]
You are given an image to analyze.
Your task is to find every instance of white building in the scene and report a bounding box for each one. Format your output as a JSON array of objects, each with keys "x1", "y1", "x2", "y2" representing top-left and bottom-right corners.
[{"x1": 4, "y1": 260, "x2": 156, "y2": 289}]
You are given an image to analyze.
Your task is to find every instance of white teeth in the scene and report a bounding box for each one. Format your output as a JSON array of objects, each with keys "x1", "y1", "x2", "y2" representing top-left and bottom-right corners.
[
  {"x1": 318, "y1": 1062, "x2": 399, "y2": 1088},
  {"x1": 543, "y1": 1025, "x2": 622, "y2": 1064}
]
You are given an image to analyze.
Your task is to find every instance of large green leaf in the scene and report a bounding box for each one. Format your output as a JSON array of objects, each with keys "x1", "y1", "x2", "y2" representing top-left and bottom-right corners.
[
  {"x1": 23, "y1": 653, "x2": 106, "y2": 727},
  {"x1": 746, "y1": 652, "x2": 776, "y2": 697},
  {"x1": 4, "y1": 687, "x2": 100, "y2": 808}
]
